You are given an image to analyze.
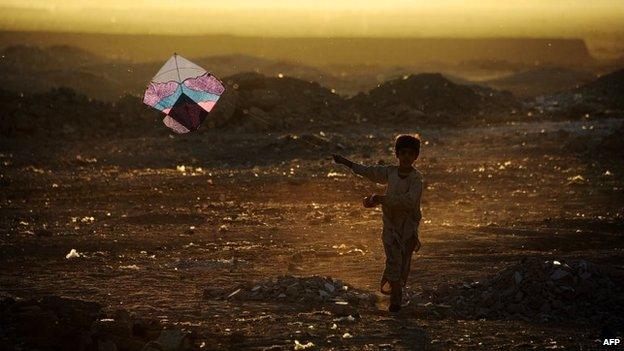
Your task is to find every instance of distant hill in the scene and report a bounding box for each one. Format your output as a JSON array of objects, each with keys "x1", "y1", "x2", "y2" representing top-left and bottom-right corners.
[
  {"x1": 0, "y1": 45, "x2": 107, "y2": 71},
  {"x1": 484, "y1": 67, "x2": 596, "y2": 98},
  {"x1": 0, "y1": 45, "x2": 129, "y2": 100},
  {"x1": 0, "y1": 45, "x2": 350, "y2": 101},
  {"x1": 0, "y1": 31, "x2": 595, "y2": 66}
]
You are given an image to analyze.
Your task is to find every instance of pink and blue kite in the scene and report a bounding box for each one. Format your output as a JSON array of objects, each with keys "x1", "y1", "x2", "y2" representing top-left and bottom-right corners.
[{"x1": 143, "y1": 53, "x2": 225, "y2": 134}]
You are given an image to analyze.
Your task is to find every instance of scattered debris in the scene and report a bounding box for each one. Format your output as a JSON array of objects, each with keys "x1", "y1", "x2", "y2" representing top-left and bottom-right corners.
[
  {"x1": 65, "y1": 249, "x2": 81, "y2": 259},
  {"x1": 174, "y1": 258, "x2": 248, "y2": 270},
  {"x1": 566, "y1": 175, "x2": 587, "y2": 186},
  {"x1": 294, "y1": 340, "x2": 315, "y2": 350},
  {"x1": 333, "y1": 315, "x2": 356, "y2": 323}
]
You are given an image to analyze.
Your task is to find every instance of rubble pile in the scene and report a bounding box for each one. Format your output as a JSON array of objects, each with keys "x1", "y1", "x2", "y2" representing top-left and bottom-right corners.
[
  {"x1": 216, "y1": 275, "x2": 377, "y2": 307},
  {"x1": 347, "y1": 73, "x2": 519, "y2": 125},
  {"x1": 0, "y1": 295, "x2": 194, "y2": 351},
  {"x1": 421, "y1": 258, "x2": 624, "y2": 324},
  {"x1": 210, "y1": 72, "x2": 347, "y2": 131}
]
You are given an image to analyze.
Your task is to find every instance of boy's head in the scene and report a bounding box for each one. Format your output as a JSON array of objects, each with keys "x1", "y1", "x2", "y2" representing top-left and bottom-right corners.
[{"x1": 394, "y1": 134, "x2": 420, "y2": 166}]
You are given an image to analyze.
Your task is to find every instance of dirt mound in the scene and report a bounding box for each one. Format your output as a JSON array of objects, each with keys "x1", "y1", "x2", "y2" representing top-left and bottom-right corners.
[
  {"x1": 211, "y1": 275, "x2": 377, "y2": 307},
  {"x1": 530, "y1": 68, "x2": 624, "y2": 119},
  {"x1": 596, "y1": 124, "x2": 624, "y2": 158},
  {"x1": 0, "y1": 45, "x2": 106, "y2": 72},
  {"x1": 579, "y1": 68, "x2": 624, "y2": 108},
  {"x1": 347, "y1": 73, "x2": 519, "y2": 125},
  {"x1": 209, "y1": 72, "x2": 347, "y2": 131},
  {"x1": 561, "y1": 122, "x2": 624, "y2": 159},
  {"x1": 0, "y1": 88, "x2": 162, "y2": 139},
  {"x1": 419, "y1": 258, "x2": 624, "y2": 326},
  {"x1": 0, "y1": 294, "x2": 195, "y2": 351},
  {"x1": 484, "y1": 67, "x2": 595, "y2": 98}
]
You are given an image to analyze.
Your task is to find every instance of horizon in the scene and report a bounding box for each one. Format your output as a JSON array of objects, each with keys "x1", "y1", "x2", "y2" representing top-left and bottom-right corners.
[{"x1": 0, "y1": 29, "x2": 603, "y2": 40}]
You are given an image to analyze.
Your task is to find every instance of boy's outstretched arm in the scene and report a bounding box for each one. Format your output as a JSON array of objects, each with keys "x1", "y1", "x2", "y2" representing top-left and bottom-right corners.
[{"x1": 332, "y1": 154, "x2": 388, "y2": 184}]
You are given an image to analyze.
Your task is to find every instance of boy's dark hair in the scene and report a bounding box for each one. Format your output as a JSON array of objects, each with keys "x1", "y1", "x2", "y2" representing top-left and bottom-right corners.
[{"x1": 395, "y1": 134, "x2": 421, "y2": 157}]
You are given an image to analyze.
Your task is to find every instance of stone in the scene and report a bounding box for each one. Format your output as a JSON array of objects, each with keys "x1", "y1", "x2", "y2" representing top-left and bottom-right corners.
[
  {"x1": 92, "y1": 318, "x2": 132, "y2": 338},
  {"x1": 550, "y1": 269, "x2": 569, "y2": 280},
  {"x1": 132, "y1": 318, "x2": 162, "y2": 341},
  {"x1": 156, "y1": 329, "x2": 191, "y2": 351},
  {"x1": 98, "y1": 339, "x2": 118, "y2": 351},
  {"x1": 514, "y1": 271, "x2": 522, "y2": 284},
  {"x1": 141, "y1": 341, "x2": 165, "y2": 351}
]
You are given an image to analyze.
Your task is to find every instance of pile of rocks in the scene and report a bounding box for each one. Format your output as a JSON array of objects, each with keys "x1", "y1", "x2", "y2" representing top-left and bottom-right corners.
[
  {"x1": 0, "y1": 294, "x2": 194, "y2": 351},
  {"x1": 217, "y1": 275, "x2": 377, "y2": 307},
  {"x1": 419, "y1": 258, "x2": 624, "y2": 325}
]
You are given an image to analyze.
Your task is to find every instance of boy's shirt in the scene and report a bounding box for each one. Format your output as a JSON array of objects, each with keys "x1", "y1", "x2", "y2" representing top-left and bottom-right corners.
[{"x1": 350, "y1": 163, "x2": 423, "y2": 245}]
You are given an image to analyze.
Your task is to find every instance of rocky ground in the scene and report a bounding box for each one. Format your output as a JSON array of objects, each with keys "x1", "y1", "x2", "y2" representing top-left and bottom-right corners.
[{"x1": 0, "y1": 117, "x2": 623, "y2": 350}]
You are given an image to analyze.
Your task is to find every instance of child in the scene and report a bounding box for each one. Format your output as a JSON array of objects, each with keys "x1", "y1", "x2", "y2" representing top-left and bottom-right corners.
[{"x1": 333, "y1": 134, "x2": 423, "y2": 312}]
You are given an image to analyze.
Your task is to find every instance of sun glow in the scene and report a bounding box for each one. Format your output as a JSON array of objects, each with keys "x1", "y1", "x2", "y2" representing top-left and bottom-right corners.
[{"x1": 0, "y1": 0, "x2": 622, "y2": 37}]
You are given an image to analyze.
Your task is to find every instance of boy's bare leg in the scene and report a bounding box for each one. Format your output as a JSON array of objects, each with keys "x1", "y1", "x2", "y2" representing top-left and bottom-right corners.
[
  {"x1": 400, "y1": 235, "x2": 419, "y2": 288},
  {"x1": 389, "y1": 280, "x2": 403, "y2": 312},
  {"x1": 383, "y1": 237, "x2": 406, "y2": 312}
]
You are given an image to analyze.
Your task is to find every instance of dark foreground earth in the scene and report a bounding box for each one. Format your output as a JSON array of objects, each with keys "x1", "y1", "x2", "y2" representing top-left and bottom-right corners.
[{"x1": 1, "y1": 118, "x2": 623, "y2": 350}]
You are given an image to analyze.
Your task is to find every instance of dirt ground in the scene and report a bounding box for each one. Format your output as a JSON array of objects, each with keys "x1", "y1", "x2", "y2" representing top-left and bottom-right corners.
[{"x1": 1, "y1": 118, "x2": 623, "y2": 350}]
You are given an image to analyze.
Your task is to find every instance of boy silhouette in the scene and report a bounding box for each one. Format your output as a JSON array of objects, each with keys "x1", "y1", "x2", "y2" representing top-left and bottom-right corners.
[{"x1": 333, "y1": 134, "x2": 423, "y2": 312}]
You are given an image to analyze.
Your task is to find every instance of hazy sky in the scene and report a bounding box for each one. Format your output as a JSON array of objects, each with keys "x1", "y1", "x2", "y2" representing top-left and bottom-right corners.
[{"x1": 0, "y1": 0, "x2": 623, "y2": 38}]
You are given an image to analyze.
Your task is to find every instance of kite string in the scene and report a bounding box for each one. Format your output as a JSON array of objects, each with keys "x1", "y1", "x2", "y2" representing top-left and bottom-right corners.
[{"x1": 174, "y1": 53, "x2": 182, "y2": 83}]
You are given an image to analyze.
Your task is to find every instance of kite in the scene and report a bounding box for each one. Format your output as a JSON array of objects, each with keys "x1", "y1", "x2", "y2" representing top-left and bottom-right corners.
[{"x1": 143, "y1": 53, "x2": 225, "y2": 134}]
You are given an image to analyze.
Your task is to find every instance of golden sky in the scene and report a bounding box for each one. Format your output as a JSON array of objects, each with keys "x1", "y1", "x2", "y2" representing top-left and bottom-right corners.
[{"x1": 0, "y1": 0, "x2": 623, "y2": 37}]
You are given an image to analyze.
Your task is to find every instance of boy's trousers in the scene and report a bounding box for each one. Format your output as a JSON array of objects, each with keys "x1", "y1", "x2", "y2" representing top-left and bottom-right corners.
[{"x1": 381, "y1": 233, "x2": 420, "y2": 293}]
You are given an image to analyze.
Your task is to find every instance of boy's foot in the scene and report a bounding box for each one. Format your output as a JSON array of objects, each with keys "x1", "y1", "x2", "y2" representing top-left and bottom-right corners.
[{"x1": 388, "y1": 304, "x2": 401, "y2": 313}]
